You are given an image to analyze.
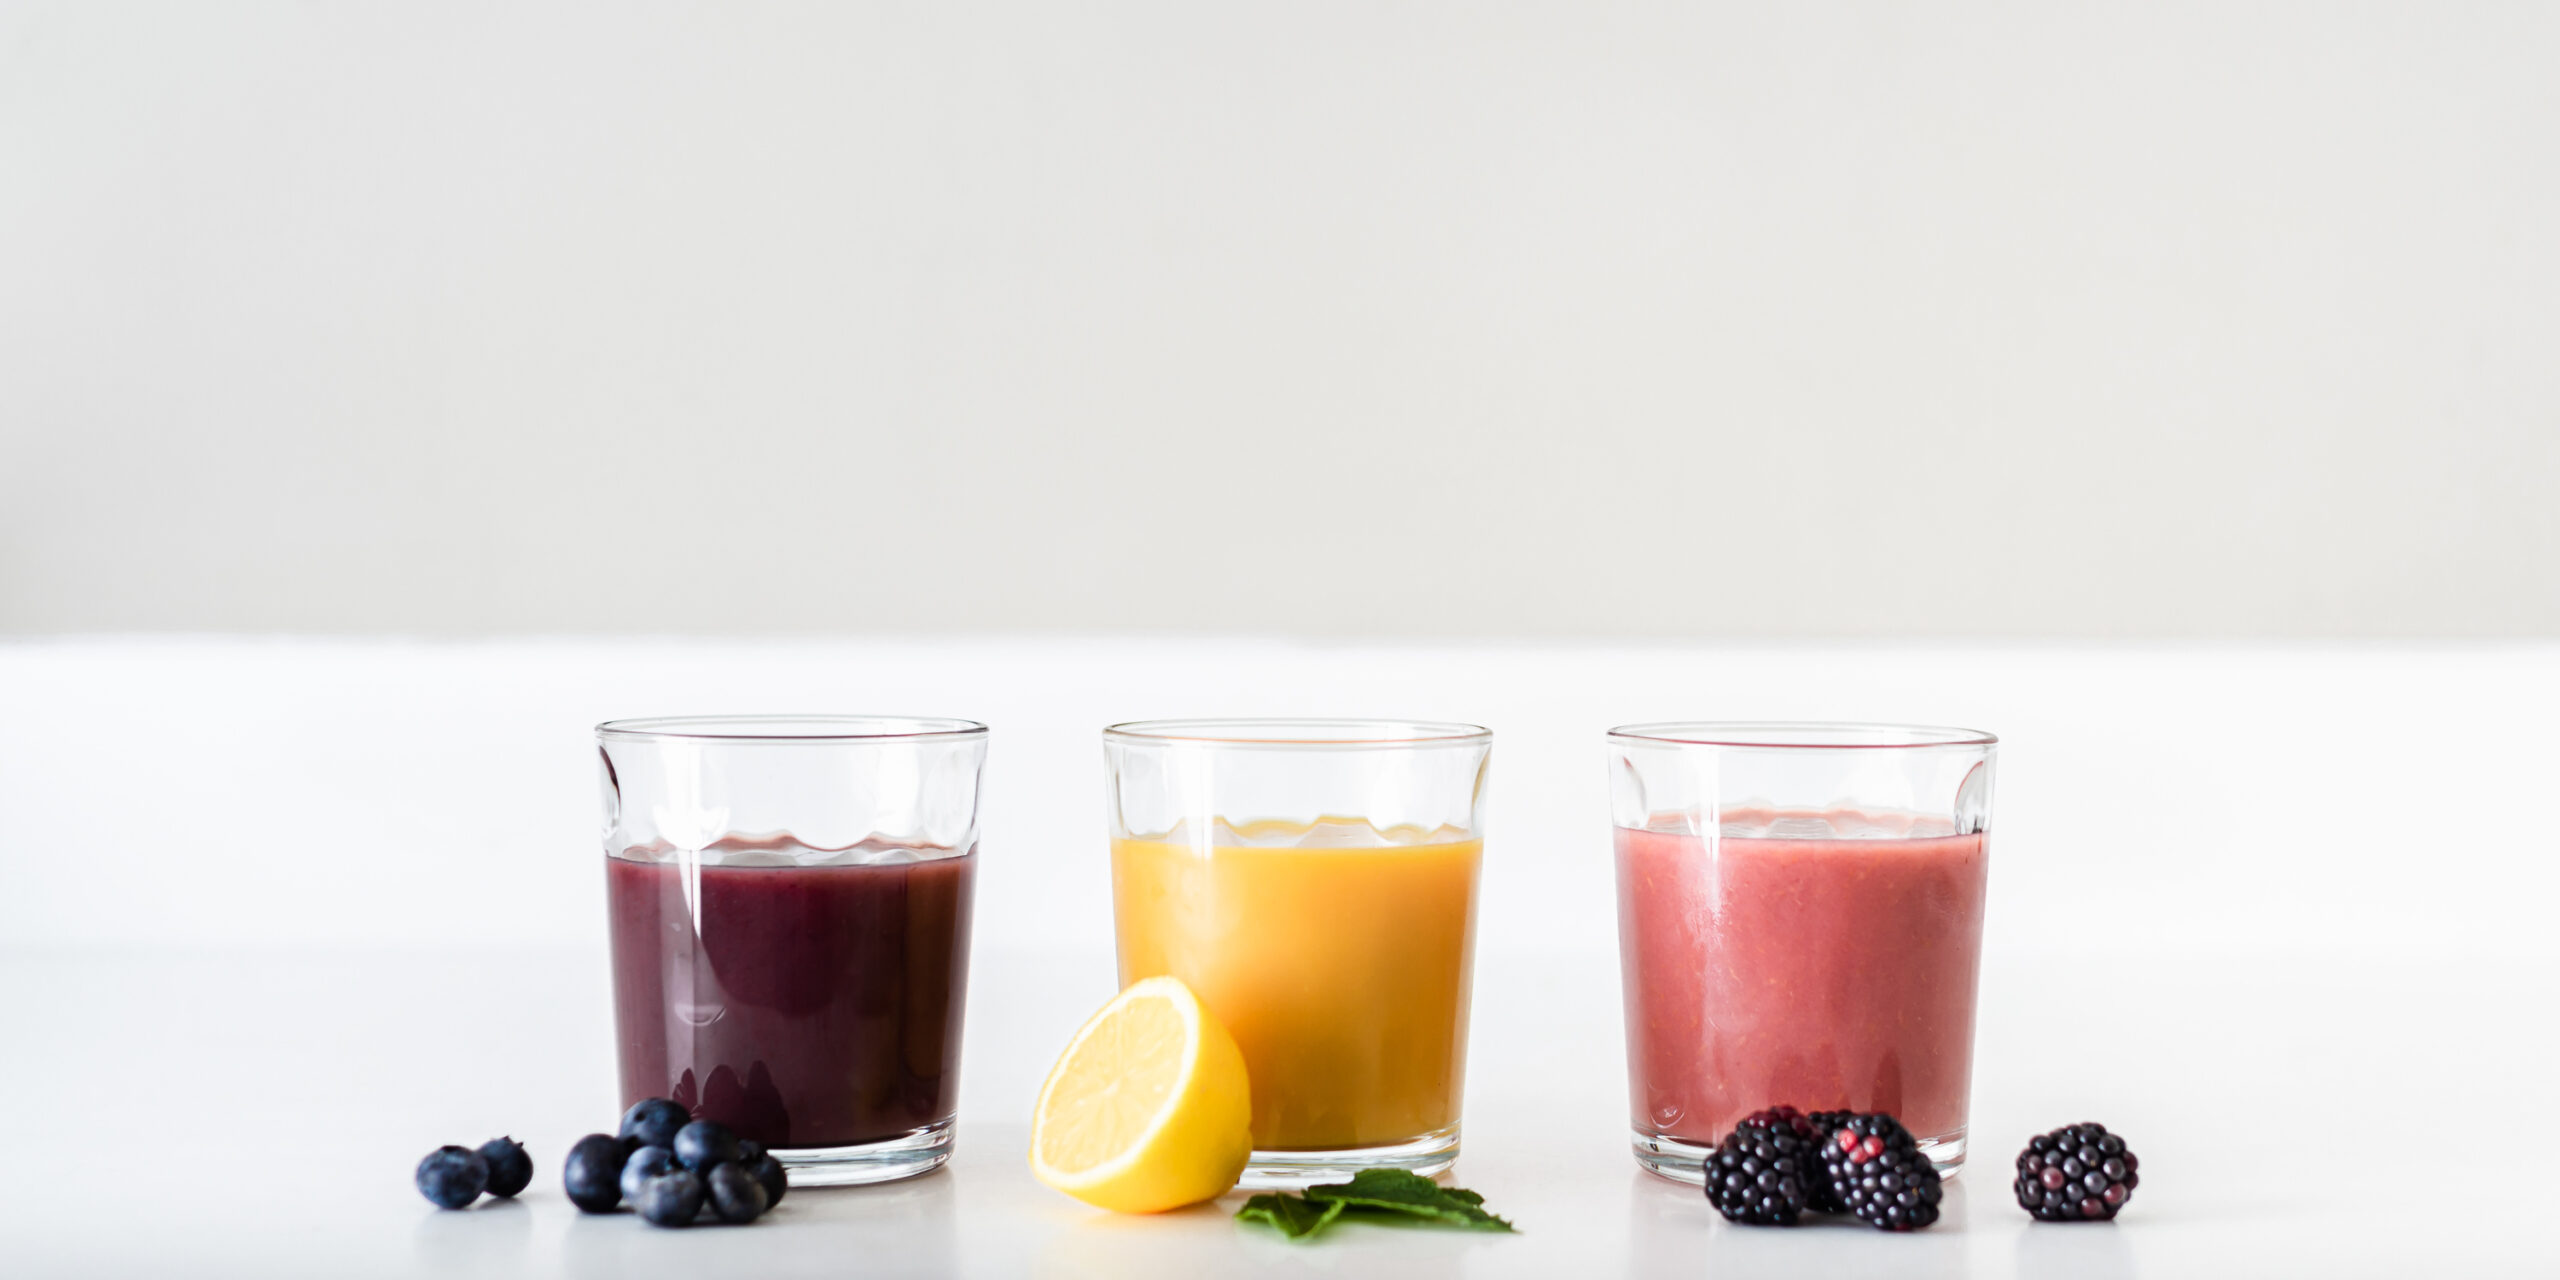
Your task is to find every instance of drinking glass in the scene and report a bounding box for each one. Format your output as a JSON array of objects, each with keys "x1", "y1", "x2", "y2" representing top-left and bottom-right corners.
[
  {"x1": 1610, "y1": 722, "x2": 1996, "y2": 1181},
  {"x1": 1105, "y1": 719, "x2": 1491, "y2": 1186},
  {"x1": 597, "y1": 715, "x2": 986, "y2": 1186}
]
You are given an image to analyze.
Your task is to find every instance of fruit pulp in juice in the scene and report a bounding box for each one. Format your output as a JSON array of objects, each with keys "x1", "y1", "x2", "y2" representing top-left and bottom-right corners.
[
  {"x1": 606, "y1": 837, "x2": 974, "y2": 1150},
  {"x1": 1112, "y1": 821, "x2": 1479, "y2": 1151},
  {"x1": 1616, "y1": 815, "x2": 1987, "y2": 1147}
]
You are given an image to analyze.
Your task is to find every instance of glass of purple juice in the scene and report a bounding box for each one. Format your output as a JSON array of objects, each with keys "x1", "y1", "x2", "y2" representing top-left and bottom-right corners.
[{"x1": 596, "y1": 715, "x2": 986, "y2": 1187}]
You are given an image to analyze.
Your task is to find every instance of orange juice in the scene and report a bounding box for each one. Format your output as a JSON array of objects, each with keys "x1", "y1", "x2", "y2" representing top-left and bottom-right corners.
[{"x1": 1111, "y1": 819, "x2": 1480, "y2": 1152}]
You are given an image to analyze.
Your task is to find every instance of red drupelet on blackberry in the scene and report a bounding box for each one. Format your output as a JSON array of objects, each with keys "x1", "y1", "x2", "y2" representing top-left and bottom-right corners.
[
  {"x1": 1704, "y1": 1110, "x2": 1821, "y2": 1226},
  {"x1": 1817, "y1": 1112, "x2": 1943, "y2": 1231},
  {"x1": 2014, "y1": 1123, "x2": 2138, "y2": 1221}
]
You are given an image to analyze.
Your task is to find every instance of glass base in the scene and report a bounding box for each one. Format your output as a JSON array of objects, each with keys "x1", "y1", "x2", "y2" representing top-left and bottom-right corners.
[
  {"x1": 1238, "y1": 1124, "x2": 1461, "y2": 1189},
  {"x1": 775, "y1": 1117, "x2": 954, "y2": 1187},
  {"x1": 1629, "y1": 1126, "x2": 1968, "y2": 1185}
]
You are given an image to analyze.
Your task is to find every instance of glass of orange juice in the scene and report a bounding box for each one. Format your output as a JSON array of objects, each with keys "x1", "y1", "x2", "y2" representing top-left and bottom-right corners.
[{"x1": 1104, "y1": 719, "x2": 1491, "y2": 1186}]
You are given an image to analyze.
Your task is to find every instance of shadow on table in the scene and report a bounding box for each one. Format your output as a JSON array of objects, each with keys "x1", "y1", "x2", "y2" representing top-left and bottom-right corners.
[
  {"x1": 556, "y1": 1166, "x2": 962, "y2": 1277},
  {"x1": 411, "y1": 1195, "x2": 534, "y2": 1270},
  {"x1": 1627, "y1": 1166, "x2": 1985, "y2": 1280},
  {"x1": 2014, "y1": 1218, "x2": 2136, "y2": 1280},
  {"x1": 1034, "y1": 1197, "x2": 1488, "y2": 1279}
]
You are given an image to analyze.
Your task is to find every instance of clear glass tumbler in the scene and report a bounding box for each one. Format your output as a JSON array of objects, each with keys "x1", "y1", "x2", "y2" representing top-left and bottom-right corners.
[
  {"x1": 1610, "y1": 722, "x2": 1996, "y2": 1182},
  {"x1": 1105, "y1": 719, "x2": 1491, "y2": 1186},
  {"x1": 597, "y1": 715, "x2": 986, "y2": 1186}
]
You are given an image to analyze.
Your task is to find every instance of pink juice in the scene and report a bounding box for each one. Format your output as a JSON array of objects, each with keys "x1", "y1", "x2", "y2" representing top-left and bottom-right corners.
[
  {"x1": 605, "y1": 839, "x2": 974, "y2": 1150},
  {"x1": 1616, "y1": 818, "x2": 1988, "y2": 1148}
]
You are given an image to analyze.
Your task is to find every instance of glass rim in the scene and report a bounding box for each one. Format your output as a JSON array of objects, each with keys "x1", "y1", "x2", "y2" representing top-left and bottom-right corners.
[
  {"x1": 1607, "y1": 721, "x2": 1997, "y2": 750},
  {"x1": 1104, "y1": 717, "x2": 1492, "y2": 749},
  {"x1": 596, "y1": 714, "x2": 988, "y2": 744}
]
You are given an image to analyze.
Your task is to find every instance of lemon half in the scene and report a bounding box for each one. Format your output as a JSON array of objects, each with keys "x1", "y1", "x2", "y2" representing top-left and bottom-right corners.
[{"x1": 1029, "y1": 975, "x2": 1252, "y2": 1213}]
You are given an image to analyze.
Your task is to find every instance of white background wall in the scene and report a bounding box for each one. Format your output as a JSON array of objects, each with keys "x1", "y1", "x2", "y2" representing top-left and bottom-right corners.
[{"x1": 6, "y1": 2, "x2": 2557, "y2": 638}]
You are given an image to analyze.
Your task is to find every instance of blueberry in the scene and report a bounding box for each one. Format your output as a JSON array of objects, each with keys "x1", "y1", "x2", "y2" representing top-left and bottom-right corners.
[
  {"x1": 620, "y1": 1144, "x2": 680, "y2": 1204},
  {"x1": 562, "y1": 1133, "x2": 625, "y2": 1213},
  {"x1": 705, "y1": 1161, "x2": 769, "y2": 1224},
  {"x1": 740, "y1": 1153, "x2": 787, "y2": 1207},
  {"x1": 672, "y1": 1119, "x2": 742, "y2": 1172},
  {"x1": 476, "y1": 1137, "x2": 533, "y2": 1198},
  {"x1": 619, "y1": 1097, "x2": 689, "y2": 1151},
  {"x1": 636, "y1": 1169, "x2": 705, "y2": 1227},
  {"x1": 736, "y1": 1138, "x2": 764, "y2": 1163},
  {"x1": 415, "y1": 1145, "x2": 489, "y2": 1209}
]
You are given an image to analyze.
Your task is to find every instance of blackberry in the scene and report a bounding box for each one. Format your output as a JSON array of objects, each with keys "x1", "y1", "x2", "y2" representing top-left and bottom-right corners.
[
  {"x1": 1741, "y1": 1105, "x2": 1817, "y2": 1139},
  {"x1": 1745, "y1": 1106, "x2": 1847, "y2": 1212},
  {"x1": 1798, "y1": 1111, "x2": 1855, "y2": 1212},
  {"x1": 1818, "y1": 1113, "x2": 1943, "y2": 1231},
  {"x1": 1703, "y1": 1113, "x2": 1820, "y2": 1225},
  {"x1": 2014, "y1": 1123, "x2": 2138, "y2": 1221}
]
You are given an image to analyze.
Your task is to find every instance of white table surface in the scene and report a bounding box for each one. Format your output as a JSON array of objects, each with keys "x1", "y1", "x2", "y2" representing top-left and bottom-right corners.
[
  {"x1": 6, "y1": 639, "x2": 2555, "y2": 1275},
  {"x1": 7, "y1": 941, "x2": 2548, "y2": 1278}
]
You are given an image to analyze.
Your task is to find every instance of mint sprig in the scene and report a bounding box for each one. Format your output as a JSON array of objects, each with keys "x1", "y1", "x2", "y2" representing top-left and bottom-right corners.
[
  {"x1": 1236, "y1": 1192, "x2": 1345, "y2": 1239},
  {"x1": 1236, "y1": 1169, "x2": 1516, "y2": 1241}
]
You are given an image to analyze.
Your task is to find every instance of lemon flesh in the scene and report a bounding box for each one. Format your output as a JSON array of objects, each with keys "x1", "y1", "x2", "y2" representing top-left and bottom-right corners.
[{"x1": 1029, "y1": 975, "x2": 1252, "y2": 1213}]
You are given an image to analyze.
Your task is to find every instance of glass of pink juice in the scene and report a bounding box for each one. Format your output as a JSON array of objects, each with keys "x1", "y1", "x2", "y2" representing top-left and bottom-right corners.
[
  {"x1": 597, "y1": 715, "x2": 986, "y2": 1187},
  {"x1": 1610, "y1": 722, "x2": 1995, "y2": 1182}
]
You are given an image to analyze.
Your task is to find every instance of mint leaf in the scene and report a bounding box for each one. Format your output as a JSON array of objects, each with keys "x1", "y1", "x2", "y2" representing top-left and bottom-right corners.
[
  {"x1": 1237, "y1": 1193, "x2": 1346, "y2": 1240},
  {"x1": 1236, "y1": 1171, "x2": 1518, "y2": 1242},
  {"x1": 1303, "y1": 1169, "x2": 1516, "y2": 1232}
]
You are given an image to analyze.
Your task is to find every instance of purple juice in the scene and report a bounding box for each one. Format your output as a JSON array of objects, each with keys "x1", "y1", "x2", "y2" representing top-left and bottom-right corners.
[{"x1": 605, "y1": 837, "x2": 974, "y2": 1150}]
